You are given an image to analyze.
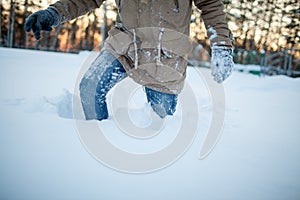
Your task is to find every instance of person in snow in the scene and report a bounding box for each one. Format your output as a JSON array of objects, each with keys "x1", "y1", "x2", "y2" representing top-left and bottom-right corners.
[{"x1": 25, "y1": 0, "x2": 234, "y2": 121}]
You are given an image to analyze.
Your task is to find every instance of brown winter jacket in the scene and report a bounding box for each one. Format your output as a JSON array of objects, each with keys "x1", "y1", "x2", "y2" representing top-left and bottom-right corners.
[{"x1": 50, "y1": 0, "x2": 233, "y2": 94}]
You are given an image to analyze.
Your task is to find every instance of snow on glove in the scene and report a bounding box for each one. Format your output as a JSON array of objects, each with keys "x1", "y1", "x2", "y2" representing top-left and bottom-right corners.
[
  {"x1": 24, "y1": 7, "x2": 59, "y2": 40},
  {"x1": 211, "y1": 46, "x2": 234, "y2": 83}
]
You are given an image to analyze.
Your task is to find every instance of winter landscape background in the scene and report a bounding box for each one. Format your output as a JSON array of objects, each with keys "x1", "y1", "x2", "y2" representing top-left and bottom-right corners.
[
  {"x1": 1, "y1": 0, "x2": 299, "y2": 71},
  {"x1": 0, "y1": 0, "x2": 299, "y2": 199},
  {"x1": 1, "y1": 47, "x2": 300, "y2": 200}
]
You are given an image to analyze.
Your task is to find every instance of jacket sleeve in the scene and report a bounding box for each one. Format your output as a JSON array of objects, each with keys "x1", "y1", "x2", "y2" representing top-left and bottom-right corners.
[
  {"x1": 194, "y1": 0, "x2": 233, "y2": 48},
  {"x1": 49, "y1": 0, "x2": 104, "y2": 23}
]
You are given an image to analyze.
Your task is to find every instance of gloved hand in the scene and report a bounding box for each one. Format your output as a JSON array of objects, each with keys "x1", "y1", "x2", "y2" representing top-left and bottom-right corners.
[
  {"x1": 24, "y1": 7, "x2": 60, "y2": 40},
  {"x1": 211, "y1": 46, "x2": 234, "y2": 83}
]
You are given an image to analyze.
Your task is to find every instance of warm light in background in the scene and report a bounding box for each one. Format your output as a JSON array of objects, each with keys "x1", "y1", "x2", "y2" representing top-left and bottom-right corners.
[{"x1": 0, "y1": 0, "x2": 299, "y2": 56}]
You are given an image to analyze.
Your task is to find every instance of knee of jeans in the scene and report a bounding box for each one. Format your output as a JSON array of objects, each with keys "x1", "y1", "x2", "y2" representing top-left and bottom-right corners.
[
  {"x1": 79, "y1": 77, "x2": 87, "y2": 92},
  {"x1": 145, "y1": 87, "x2": 178, "y2": 117},
  {"x1": 79, "y1": 78, "x2": 96, "y2": 103},
  {"x1": 150, "y1": 102, "x2": 177, "y2": 119},
  {"x1": 166, "y1": 105, "x2": 176, "y2": 115},
  {"x1": 79, "y1": 79, "x2": 88, "y2": 99},
  {"x1": 150, "y1": 103, "x2": 168, "y2": 119},
  {"x1": 165, "y1": 96, "x2": 178, "y2": 115}
]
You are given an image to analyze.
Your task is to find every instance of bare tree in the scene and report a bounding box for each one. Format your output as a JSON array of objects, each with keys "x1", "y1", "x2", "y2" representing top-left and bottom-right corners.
[
  {"x1": 90, "y1": 11, "x2": 98, "y2": 49},
  {"x1": 101, "y1": 1, "x2": 107, "y2": 48},
  {"x1": 69, "y1": 20, "x2": 78, "y2": 52},
  {"x1": 51, "y1": 25, "x2": 63, "y2": 51},
  {"x1": 0, "y1": 0, "x2": 3, "y2": 46},
  {"x1": 7, "y1": 0, "x2": 15, "y2": 47}
]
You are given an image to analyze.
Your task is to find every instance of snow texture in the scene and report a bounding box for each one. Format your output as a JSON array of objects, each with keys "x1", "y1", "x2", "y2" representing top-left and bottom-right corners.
[
  {"x1": 1, "y1": 47, "x2": 300, "y2": 200},
  {"x1": 211, "y1": 46, "x2": 234, "y2": 83}
]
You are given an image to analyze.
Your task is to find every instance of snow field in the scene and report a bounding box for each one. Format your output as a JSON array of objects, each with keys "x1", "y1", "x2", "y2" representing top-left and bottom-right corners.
[{"x1": 0, "y1": 47, "x2": 300, "y2": 200}]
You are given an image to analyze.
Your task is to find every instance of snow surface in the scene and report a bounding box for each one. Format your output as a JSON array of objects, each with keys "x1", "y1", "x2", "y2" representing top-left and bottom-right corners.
[{"x1": 1, "y1": 47, "x2": 300, "y2": 200}]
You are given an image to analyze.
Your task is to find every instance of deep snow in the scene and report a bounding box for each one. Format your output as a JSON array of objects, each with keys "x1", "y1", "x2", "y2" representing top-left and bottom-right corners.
[{"x1": 0, "y1": 47, "x2": 300, "y2": 200}]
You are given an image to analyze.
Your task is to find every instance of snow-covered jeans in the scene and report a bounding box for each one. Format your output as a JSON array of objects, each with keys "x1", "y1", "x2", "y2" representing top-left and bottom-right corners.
[{"x1": 79, "y1": 51, "x2": 178, "y2": 121}]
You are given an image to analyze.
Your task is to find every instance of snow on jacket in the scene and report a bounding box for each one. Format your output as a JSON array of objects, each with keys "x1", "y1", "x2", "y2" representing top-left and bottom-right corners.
[{"x1": 51, "y1": 0, "x2": 233, "y2": 94}]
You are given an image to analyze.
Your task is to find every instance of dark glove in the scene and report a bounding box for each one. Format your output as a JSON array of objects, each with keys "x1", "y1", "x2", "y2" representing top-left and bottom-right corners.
[
  {"x1": 211, "y1": 46, "x2": 234, "y2": 83},
  {"x1": 24, "y1": 7, "x2": 60, "y2": 40}
]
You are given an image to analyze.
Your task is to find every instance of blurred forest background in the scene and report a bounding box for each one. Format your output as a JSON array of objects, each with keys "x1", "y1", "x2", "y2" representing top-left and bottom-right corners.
[{"x1": 0, "y1": 0, "x2": 299, "y2": 75}]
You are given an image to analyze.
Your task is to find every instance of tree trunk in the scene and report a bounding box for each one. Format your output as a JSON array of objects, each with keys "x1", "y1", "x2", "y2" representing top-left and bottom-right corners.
[
  {"x1": 69, "y1": 20, "x2": 78, "y2": 52},
  {"x1": 52, "y1": 25, "x2": 62, "y2": 51},
  {"x1": 65, "y1": 25, "x2": 71, "y2": 51},
  {"x1": 7, "y1": 0, "x2": 15, "y2": 47},
  {"x1": 20, "y1": 0, "x2": 29, "y2": 48},
  {"x1": 101, "y1": 1, "x2": 107, "y2": 48},
  {"x1": 25, "y1": 32, "x2": 29, "y2": 49},
  {"x1": 0, "y1": 1, "x2": 2, "y2": 46},
  {"x1": 263, "y1": 0, "x2": 275, "y2": 50},
  {"x1": 84, "y1": 16, "x2": 91, "y2": 50},
  {"x1": 90, "y1": 11, "x2": 98, "y2": 49}
]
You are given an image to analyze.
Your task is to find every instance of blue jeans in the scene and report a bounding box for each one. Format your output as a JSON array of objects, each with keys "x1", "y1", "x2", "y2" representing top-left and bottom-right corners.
[{"x1": 79, "y1": 52, "x2": 178, "y2": 121}]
